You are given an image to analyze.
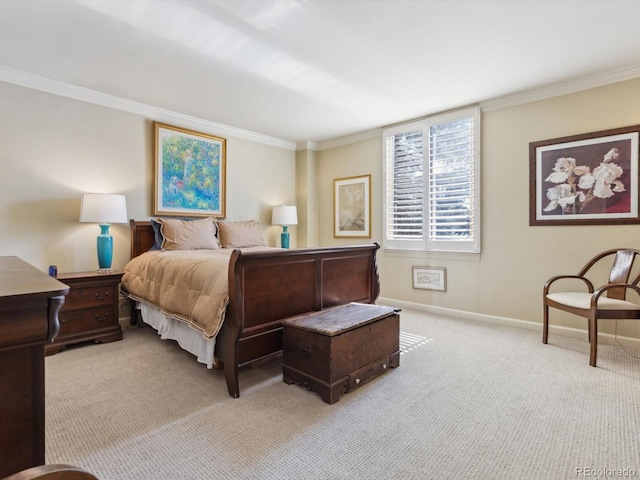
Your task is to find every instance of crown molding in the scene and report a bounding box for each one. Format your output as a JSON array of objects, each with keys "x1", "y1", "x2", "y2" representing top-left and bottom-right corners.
[
  {"x1": 296, "y1": 140, "x2": 319, "y2": 151},
  {"x1": 0, "y1": 66, "x2": 297, "y2": 151},
  {"x1": 480, "y1": 64, "x2": 640, "y2": 112},
  {"x1": 314, "y1": 65, "x2": 640, "y2": 150},
  {"x1": 4, "y1": 63, "x2": 640, "y2": 153},
  {"x1": 315, "y1": 127, "x2": 383, "y2": 151}
]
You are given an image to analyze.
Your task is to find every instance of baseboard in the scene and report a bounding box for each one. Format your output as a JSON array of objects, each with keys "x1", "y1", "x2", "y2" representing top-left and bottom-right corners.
[{"x1": 377, "y1": 297, "x2": 640, "y2": 349}]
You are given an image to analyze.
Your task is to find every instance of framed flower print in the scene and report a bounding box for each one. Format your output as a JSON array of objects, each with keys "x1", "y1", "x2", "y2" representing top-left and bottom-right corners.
[{"x1": 529, "y1": 125, "x2": 640, "y2": 226}]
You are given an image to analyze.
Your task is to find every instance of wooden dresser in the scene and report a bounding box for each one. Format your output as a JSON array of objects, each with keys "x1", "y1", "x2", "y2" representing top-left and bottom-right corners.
[
  {"x1": 0, "y1": 256, "x2": 69, "y2": 477},
  {"x1": 46, "y1": 271, "x2": 123, "y2": 355}
]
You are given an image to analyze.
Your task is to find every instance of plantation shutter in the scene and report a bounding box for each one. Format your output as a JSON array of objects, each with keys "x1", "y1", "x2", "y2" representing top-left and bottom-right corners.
[
  {"x1": 427, "y1": 115, "x2": 476, "y2": 246},
  {"x1": 383, "y1": 106, "x2": 480, "y2": 253},
  {"x1": 384, "y1": 122, "x2": 425, "y2": 250}
]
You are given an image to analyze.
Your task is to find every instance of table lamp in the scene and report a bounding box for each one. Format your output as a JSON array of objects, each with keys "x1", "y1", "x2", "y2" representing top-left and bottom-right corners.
[
  {"x1": 79, "y1": 193, "x2": 128, "y2": 272},
  {"x1": 272, "y1": 205, "x2": 298, "y2": 249}
]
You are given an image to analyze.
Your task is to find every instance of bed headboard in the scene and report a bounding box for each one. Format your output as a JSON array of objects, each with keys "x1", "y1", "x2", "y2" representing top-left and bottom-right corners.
[{"x1": 129, "y1": 220, "x2": 155, "y2": 259}]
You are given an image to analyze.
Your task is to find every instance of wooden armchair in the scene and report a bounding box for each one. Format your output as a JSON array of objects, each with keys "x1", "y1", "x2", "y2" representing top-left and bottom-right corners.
[
  {"x1": 543, "y1": 248, "x2": 640, "y2": 367},
  {"x1": 2, "y1": 465, "x2": 98, "y2": 480}
]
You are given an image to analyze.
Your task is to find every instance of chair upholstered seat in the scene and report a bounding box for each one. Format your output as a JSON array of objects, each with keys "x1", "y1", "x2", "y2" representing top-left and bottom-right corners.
[{"x1": 546, "y1": 292, "x2": 640, "y2": 310}]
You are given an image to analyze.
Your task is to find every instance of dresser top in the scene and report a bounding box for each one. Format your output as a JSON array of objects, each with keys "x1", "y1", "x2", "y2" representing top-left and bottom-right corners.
[
  {"x1": 57, "y1": 270, "x2": 123, "y2": 281},
  {"x1": 0, "y1": 256, "x2": 69, "y2": 299}
]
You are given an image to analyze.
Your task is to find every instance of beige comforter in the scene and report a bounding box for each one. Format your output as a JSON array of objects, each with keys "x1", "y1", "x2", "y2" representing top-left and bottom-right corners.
[{"x1": 122, "y1": 249, "x2": 232, "y2": 339}]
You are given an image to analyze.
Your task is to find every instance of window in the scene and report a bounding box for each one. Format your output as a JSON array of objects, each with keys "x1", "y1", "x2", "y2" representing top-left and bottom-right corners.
[{"x1": 383, "y1": 106, "x2": 480, "y2": 253}]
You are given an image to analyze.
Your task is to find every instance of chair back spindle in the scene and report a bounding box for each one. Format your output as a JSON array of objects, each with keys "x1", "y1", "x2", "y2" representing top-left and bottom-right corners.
[{"x1": 607, "y1": 250, "x2": 637, "y2": 300}]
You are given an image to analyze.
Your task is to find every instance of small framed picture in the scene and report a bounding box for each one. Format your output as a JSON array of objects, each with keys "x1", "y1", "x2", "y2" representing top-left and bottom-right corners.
[{"x1": 412, "y1": 266, "x2": 446, "y2": 291}]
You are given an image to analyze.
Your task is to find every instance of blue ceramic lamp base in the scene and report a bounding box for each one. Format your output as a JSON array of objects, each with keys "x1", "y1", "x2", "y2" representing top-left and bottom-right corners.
[
  {"x1": 280, "y1": 226, "x2": 290, "y2": 249},
  {"x1": 96, "y1": 223, "x2": 114, "y2": 273}
]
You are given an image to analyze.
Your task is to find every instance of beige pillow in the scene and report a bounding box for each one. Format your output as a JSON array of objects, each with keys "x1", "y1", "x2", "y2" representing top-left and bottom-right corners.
[
  {"x1": 218, "y1": 220, "x2": 267, "y2": 248},
  {"x1": 159, "y1": 217, "x2": 219, "y2": 251}
]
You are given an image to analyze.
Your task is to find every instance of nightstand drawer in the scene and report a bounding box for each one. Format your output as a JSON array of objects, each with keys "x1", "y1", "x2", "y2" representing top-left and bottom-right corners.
[
  {"x1": 59, "y1": 306, "x2": 114, "y2": 335},
  {"x1": 63, "y1": 285, "x2": 115, "y2": 310}
]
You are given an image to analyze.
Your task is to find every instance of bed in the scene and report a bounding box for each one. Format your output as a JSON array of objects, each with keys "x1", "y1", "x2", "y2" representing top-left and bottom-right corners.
[{"x1": 121, "y1": 218, "x2": 380, "y2": 398}]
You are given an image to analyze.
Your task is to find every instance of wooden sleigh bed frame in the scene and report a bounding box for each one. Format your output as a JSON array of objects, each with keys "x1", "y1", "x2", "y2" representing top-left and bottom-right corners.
[{"x1": 125, "y1": 220, "x2": 381, "y2": 398}]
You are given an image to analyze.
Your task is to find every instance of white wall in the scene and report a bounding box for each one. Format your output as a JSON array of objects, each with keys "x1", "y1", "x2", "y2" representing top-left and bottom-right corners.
[
  {"x1": 0, "y1": 82, "x2": 296, "y2": 273},
  {"x1": 318, "y1": 77, "x2": 640, "y2": 341}
]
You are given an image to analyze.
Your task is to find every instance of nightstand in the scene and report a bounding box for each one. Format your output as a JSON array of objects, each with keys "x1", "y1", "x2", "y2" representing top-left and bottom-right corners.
[{"x1": 45, "y1": 270, "x2": 124, "y2": 355}]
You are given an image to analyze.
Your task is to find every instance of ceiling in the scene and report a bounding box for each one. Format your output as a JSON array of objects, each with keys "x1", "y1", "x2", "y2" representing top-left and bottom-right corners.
[{"x1": 2, "y1": 0, "x2": 640, "y2": 145}]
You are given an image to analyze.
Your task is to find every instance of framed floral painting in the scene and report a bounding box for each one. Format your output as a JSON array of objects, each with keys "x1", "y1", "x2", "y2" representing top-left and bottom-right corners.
[
  {"x1": 529, "y1": 125, "x2": 640, "y2": 226},
  {"x1": 334, "y1": 174, "x2": 371, "y2": 238},
  {"x1": 153, "y1": 122, "x2": 226, "y2": 217}
]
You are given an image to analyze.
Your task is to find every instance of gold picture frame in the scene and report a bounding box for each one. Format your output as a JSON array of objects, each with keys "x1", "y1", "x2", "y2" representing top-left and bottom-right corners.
[
  {"x1": 334, "y1": 174, "x2": 371, "y2": 238},
  {"x1": 153, "y1": 122, "x2": 226, "y2": 217}
]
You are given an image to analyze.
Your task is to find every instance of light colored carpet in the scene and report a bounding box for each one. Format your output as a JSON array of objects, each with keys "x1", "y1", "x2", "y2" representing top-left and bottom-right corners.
[{"x1": 44, "y1": 309, "x2": 640, "y2": 480}]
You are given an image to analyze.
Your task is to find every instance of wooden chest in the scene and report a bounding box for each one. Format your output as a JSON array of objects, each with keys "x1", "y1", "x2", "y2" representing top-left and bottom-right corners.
[{"x1": 282, "y1": 303, "x2": 400, "y2": 404}]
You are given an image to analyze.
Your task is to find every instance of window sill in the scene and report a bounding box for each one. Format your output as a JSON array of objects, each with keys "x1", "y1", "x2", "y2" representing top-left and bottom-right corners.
[{"x1": 381, "y1": 248, "x2": 481, "y2": 262}]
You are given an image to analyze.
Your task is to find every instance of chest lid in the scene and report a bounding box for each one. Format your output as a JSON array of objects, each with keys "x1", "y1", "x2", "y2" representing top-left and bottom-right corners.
[{"x1": 282, "y1": 303, "x2": 397, "y2": 336}]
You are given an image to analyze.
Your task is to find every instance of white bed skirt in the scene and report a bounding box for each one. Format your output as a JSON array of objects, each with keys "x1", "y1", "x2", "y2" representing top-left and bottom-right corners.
[{"x1": 137, "y1": 302, "x2": 217, "y2": 369}]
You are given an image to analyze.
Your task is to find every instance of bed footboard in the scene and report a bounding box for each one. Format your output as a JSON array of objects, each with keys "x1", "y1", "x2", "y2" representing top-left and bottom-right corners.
[{"x1": 218, "y1": 244, "x2": 380, "y2": 398}]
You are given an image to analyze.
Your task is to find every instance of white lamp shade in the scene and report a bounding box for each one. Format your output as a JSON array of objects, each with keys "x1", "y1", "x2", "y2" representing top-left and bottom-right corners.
[
  {"x1": 272, "y1": 205, "x2": 298, "y2": 225},
  {"x1": 79, "y1": 193, "x2": 128, "y2": 224}
]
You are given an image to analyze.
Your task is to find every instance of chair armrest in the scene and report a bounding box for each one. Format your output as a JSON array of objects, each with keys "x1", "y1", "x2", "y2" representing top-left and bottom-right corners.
[
  {"x1": 2, "y1": 464, "x2": 98, "y2": 480},
  {"x1": 590, "y1": 283, "x2": 640, "y2": 308},
  {"x1": 544, "y1": 274, "x2": 594, "y2": 295}
]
